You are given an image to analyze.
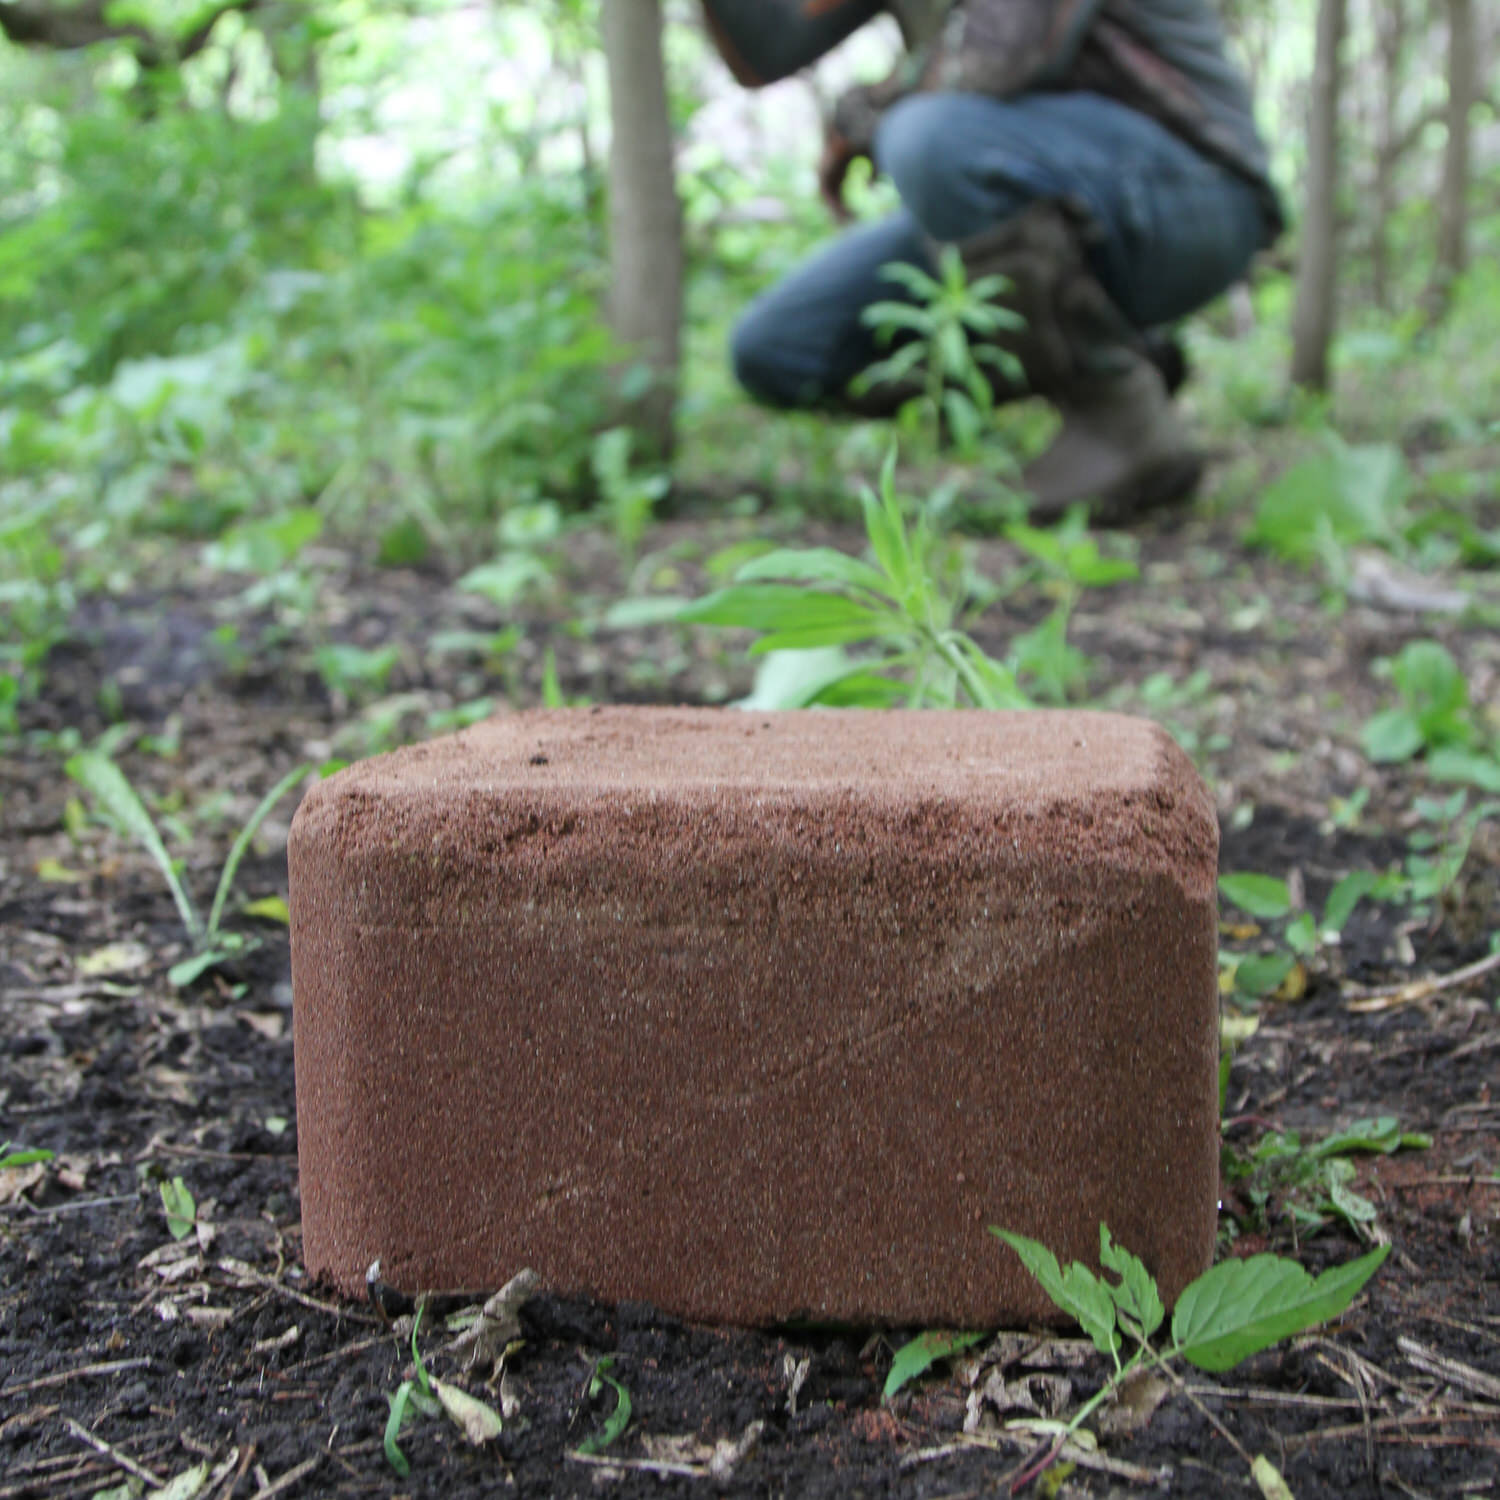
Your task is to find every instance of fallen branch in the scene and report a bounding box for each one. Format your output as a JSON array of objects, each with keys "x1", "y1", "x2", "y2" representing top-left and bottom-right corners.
[{"x1": 1345, "y1": 949, "x2": 1500, "y2": 1011}]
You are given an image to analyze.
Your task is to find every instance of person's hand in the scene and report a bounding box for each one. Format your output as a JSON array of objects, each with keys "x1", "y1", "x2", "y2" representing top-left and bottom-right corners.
[{"x1": 817, "y1": 128, "x2": 861, "y2": 224}]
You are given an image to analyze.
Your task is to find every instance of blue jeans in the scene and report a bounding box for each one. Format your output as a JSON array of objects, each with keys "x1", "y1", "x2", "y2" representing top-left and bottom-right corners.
[{"x1": 732, "y1": 91, "x2": 1268, "y2": 408}]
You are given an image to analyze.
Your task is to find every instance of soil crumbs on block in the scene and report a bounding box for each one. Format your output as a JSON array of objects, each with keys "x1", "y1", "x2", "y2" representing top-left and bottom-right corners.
[{"x1": 2, "y1": 512, "x2": 1497, "y2": 1499}]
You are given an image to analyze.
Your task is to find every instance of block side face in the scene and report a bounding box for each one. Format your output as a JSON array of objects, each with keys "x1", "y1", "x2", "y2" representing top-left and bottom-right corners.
[{"x1": 292, "y1": 798, "x2": 1219, "y2": 1325}]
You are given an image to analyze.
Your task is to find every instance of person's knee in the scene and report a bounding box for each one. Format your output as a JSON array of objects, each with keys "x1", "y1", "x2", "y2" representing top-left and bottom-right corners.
[
  {"x1": 731, "y1": 305, "x2": 802, "y2": 408},
  {"x1": 877, "y1": 94, "x2": 1032, "y2": 241}
]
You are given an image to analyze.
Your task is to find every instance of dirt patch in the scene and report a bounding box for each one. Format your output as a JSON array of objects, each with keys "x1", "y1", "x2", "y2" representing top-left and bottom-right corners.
[{"x1": 2, "y1": 508, "x2": 1497, "y2": 1497}]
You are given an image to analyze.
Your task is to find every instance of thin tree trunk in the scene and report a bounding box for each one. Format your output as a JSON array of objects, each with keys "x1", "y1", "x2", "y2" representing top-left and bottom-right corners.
[
  {"x1": 1291, "y1": 0, "x2": 1348, "y2": 391},
  {"x1": 1370, "y1": 0, "x2": 1405, "y2": 310},
  {"x1": 1430, "y1": 0, "x2": 1474, "y2": 313},
  {"x1": 601, "y1": 0, "x2": 683, "y2": 459}
]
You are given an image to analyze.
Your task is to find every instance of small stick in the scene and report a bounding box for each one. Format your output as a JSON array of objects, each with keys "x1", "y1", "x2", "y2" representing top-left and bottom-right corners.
[
  {"x1": 1345, "y1": 948, "x2": 1500, "y2": 1009},
  {"x1": 62, "y1": 1416, "x2": 163, "y2": 1489},
  {"x1": 1, "y1": 1358, "x2": 153, "y2": 1396},
  {"x1": 246, "y1": 1455, "x2": 320, "y2": 1500},
  {"x1": 1398, "y1": 1337, "x2": 1500, "y2": 1403}
]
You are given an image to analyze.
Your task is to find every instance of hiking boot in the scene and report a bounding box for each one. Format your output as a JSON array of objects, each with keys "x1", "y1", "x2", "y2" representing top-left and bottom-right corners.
[{"x1": 952, "y1": 203, "x2": 1206, "y2": 523}]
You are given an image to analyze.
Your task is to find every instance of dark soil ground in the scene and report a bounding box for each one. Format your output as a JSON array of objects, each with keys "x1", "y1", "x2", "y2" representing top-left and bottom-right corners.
[{"x1": 2, "y1": 503, "x2": 1498, "y2": 1499}]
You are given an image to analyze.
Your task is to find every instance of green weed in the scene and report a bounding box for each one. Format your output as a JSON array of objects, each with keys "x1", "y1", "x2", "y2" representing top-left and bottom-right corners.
[
  {"x1": 65, "y1": 753, "x2": 310, "y2": 987},
  {"x1": 575, "y1": 1355, "x2": 632, "y2": 1456}
]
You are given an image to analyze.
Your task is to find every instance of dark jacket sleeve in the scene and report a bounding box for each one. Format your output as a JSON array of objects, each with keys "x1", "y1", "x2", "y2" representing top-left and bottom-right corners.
[
  {"x1": 701, "y1": 0, "x2": 883, "y2": 87},
  {"x1": 833, "y1": 0, "x2": 1106, "y2": 151}
]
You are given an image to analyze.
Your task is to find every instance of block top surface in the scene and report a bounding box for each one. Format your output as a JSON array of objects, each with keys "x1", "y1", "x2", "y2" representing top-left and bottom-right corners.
[
  {"x1": 293, "y1": 708, "x2": 1216, "y2": 887},
  {"x1": 311, "y1": 706, "x2": 1188, "y2": 800}
]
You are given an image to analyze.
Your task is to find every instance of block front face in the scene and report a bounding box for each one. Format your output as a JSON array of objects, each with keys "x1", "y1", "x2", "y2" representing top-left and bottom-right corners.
[{"x1": 289, "y1": 708, "x2": 1220, "y2": 1326}]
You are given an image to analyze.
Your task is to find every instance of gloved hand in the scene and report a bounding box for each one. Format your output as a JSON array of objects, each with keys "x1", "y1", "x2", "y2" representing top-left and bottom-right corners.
[{"x1": 817, "y1": 127, "x2": 863, "y2": 223}]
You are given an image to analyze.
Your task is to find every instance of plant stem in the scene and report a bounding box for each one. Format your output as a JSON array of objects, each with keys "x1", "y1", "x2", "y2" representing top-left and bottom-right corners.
[{"x1": 206, "y1": 763, "x2": 309, "y2": 941}]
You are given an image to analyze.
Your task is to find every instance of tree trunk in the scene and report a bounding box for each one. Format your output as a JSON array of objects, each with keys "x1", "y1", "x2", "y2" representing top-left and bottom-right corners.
[
  {"x1": 1291, "y1": 0, "x2": 1348, "y2": 392},
  {"x1": 601, "y1": 0, "x2": 682, "y2": 459},
  {"x1": 1370, "y1": 0, "x2": 1406, "y2": 310},
  {"x1": 1430, "y1": 0, "x2": 1474, "y2": 313}
]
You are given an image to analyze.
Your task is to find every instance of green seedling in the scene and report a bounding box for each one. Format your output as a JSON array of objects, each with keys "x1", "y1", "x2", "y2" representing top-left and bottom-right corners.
[
  {"x1": 1005, "y1": 509, "x2": 1139, "y2": 703},
  {"x1": 1362, "y1": 640, "x2": 1478, "y2": 764},
  {"x1": 1218, "y1": 868, "x2": 1377, "y2": 1000},
  {"x1": 857, "y1": 245, "x2": 1023, "y2": 460},
  {"x1": 385, "y1": 1304, "x2": 441, "y2": 1476},
  {"x1": 593, "y1": 426, "x2": 669, "y2": 569},
  {"x1": 678, "y1": 447, "x2": 1025, "y2": 710},
  {"x1": 160, "y1": 1176, "x2": 196, "y2": 1240},
  {"x1": 1222, "y1": 1116, "x2": 1431, "y2": 1240},
  {"x1": 383, "y1": 1302, "x2": 504, "y2": 1476},
  {"x1": 1390, "y1": 791, "x2": 1500, "y2": 910},
  {"x1": 458, "y1": 501, "x2": 563, "y2": 612},
  {"x1": 314, "y1": 642, "x2": 400, "y2": 700},
  {"x1": 883, "y1": 1329, "x2": 987, "y2": 1402},
  {"x1": 993, "y1": 1224, "x2": 1388, "y2": 1487},
  {"x1": 1246, "y1": 433, "x2": 1410, "y2": 584},
  {"x1": 65, "y1": 752, "x2": 310, "y2": 987},
  {"x1": 575, "y1": 1355, "x2": 632, "y2": 1456}
]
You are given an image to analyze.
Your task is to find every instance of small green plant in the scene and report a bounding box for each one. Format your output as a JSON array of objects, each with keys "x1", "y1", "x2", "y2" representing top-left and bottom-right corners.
[
  {"x1": 1218, "y1": 868, "x2": 1377, "y2": 1000},
  {"x1": 1222, "y1": 1116, "x2": 1430, "y2": 1240},
  {"x1": 384, "y1": 1301, "x2": 504, "y2": 1476},
  {"x1": 990, "y1": 1224, "x2": 1388, "y2": 1485},
  {"x1": 592, "y1": 426, "x2": 669, "y2": 569},
  {"x1": 575, "y1": 1354, "x2": 632, "y2": 1456},
  {"x1": 65, "y1": 752, "x2": 309, "y2": 986},
  {"x1": 1361, "y1": 640, "x2": 1480, "y2": 764},
  {"x1": 1246, "y1": 433, "x2": 1410, "y2": 584},
  {"x1": 883, "y1": 1329, "x2": 986, "y2": 1402},
  {"x1": 1391, "y1": 790, "x2": 1500, "y2": 910},
  {"x1": 857, "y1": 246, "x2": 1023, "y2": 459},
  {"x1": 1004, "y1": 509, "x2": 1139, "y2": 703},
  {"x1": 314, "y1": 642, "x2": 401, "y2": 701},
  {"x1": 678, "y1": 448, "x2": 1025, "y2": 710},
  {"x1": 457, "y1": 501, "x2": 563, "y2": 612},
  {"x1": 159, "y1": 1176, "x2": 197, "y2": 1241}
]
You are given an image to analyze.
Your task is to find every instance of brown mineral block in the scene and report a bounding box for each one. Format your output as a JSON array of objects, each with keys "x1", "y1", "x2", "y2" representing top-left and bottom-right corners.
[{"x1": 289, "y1": 707, "x2": 1220, "y2": 1327}]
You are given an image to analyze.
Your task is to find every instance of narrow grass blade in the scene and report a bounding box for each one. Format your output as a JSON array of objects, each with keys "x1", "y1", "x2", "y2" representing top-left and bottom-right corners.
[
  {"x1": 206, "y1": 764, "x2": 309, "y2": 940},
  {"x1": 66, "y1": 751, "x2": 202, "y2": 943}
]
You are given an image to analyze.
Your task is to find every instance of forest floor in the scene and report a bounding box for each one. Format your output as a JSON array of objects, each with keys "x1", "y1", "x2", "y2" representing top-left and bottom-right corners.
[{"x1": 2, "y1": 496, "x2": 1498, "y2": 1499}]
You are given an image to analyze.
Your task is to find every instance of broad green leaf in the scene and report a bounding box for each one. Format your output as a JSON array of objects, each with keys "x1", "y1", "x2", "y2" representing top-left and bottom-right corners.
[
  {"x1": 882, "y1": 1329, "x2": 985, "y2": 1401},
  {"x1": 1321, "y1": 871, "x2": 1376, "y2": 935},
  {"x1": 67, "y1": 752, "x2": 201, "y2": 942},
  {"x1": 576, "y1": 1355, "x2": 632, "y2": 1455},
  {"x1": 738, "y1": 649, "x2": 868, "y2": 710},
  {"x1": 1218, "y1": 874, "x2": 1292, "y2": 920},
  {"x1": 160, "y1": 1177, "x2": 196, "y2": 1240},
  {"x1": 1427, "y1": 748, "x2": 1500, "y2": 793},
  {"x1": 1230, "y1": 951, "x2": 1298, "y2": 998},
  {"x1": 734, "y1": 547, "x2": 889, "y2": 596},
  {"x1": 1312, "y1": 1117, "x2": 1431, "y2": 1157},
  {"x1": 243, "y1": 895, "x2": 290, "y2": 924},
  {"x1": 168, "y1": 948, "x2": 232, "y2": 988},
  {"x1": 678, "y1": 584, "x2": 884, "y2": 636},
  {"x1": 1361, "y1": 709, "x2": 1423, "y2": 764},
  {"x1": 600, "y1": 596, "x2": 691, "y2": 629},
  {"x1": 1392, "y1": 640, "x2": 1467, "y2": 739},
  {"x1": 1099, "y1": 1226, "x2": 1165, "y2": 1340},
  {"x1": 1285, "y1": 912, "x2": 1318, "y2": 956},
  {"x1": 990, "y1": 1230, "x2": 1118, "y2": 1358},
  {"x1": 1171, "y1": 1245, "x2": 1389, "y2": 1372}
]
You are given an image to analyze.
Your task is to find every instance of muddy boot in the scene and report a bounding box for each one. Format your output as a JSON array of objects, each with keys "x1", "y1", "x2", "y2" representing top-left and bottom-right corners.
[{"x1": 952, "y1": 204, "x2": 1205, "y2": 524}]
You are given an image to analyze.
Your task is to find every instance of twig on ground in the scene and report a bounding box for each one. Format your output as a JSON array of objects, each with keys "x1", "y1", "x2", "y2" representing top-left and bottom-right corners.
[
  {"x1": 1397, "y1": 1337, "x2": 1500, "y2": 1403},
  {"x1": 62, "y1": 1416, "x2": 164, "y2": 1488},
  {"x1": 214, "y1": 1259, "x2": 379, "y2": 1325},
  {"x1": 1345, "y1": 949, "x2": 1500, "y2": 1010},
  {"x1": 209, "y1": 1441, "x2": 255, "y2": 1500},
  {"x1": 246, "y1": 1455, "x2": 320, "y2": 1500},
  {"x1": 1, "y1": 1357, "x2": 152, "y2": 1396}
]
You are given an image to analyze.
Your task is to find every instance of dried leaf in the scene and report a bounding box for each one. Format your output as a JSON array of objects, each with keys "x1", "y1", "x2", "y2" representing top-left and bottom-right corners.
[
  {"x1": 447, "y1": 1268, "x2": 539, "y2": 1374},
  {"x1": 155, "y1": 1461, "x2": 210, "y2": 1500},
  {"x1": 1252, "y1": 1453, "x2": 1296, "y2": 1499},
  {"x1": 1095, "y1": 1370, "x2": 1170, "y2": 1437},
  {"x1": 76, "y1": 942, "x2": 151, "y2": 977},
  {"x1": 0, "y1": 1163, "x2": 47, "y2": 1203},
  {"x1": 432, "y1": 1378, "x2": 504, "y2": 1445}
]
